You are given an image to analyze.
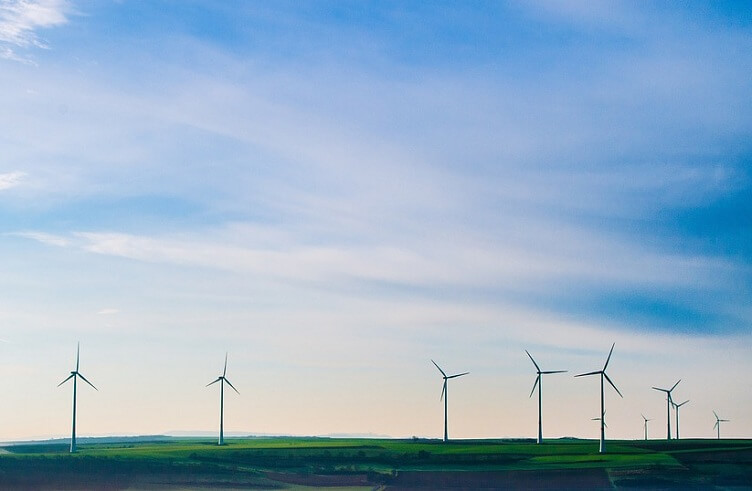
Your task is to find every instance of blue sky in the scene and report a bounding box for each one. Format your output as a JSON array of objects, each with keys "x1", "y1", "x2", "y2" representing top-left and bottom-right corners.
[{"x1": 0, "y1": 1, "x2": 750, "y2": 440}]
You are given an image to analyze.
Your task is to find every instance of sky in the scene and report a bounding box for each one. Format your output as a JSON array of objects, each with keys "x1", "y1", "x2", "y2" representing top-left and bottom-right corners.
[{"x1": 0, "y1": 0, "x2": 750, "y2": 442}]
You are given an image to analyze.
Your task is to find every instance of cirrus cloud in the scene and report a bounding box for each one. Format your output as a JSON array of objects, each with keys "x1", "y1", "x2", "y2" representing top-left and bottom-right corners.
[{"x1": 0, "y1": 0, "x2": 70, "y2": 62}]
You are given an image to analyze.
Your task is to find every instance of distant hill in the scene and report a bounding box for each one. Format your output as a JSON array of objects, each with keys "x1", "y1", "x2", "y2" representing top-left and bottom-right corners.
[{"x1": 1, "y1": 435, "x2": 175, "y2": 446}]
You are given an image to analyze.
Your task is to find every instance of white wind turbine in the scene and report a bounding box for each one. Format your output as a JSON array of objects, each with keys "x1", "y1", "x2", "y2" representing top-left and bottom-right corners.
[
  {"x1": 713, "y1": 411, "x2": 729, "y2": 440},
  {"x1": 672, "y1": 400, "x2": 689, "y2": 439},
  {"x1": 652, "y1": 379, "x2": 680, "y2": 440},
  {"x1": 431, "y1": 360, "x2": 468, "y2": 442},
  {"x1": 206, "y1": 353, "x2": 239, "y2": 445},
  {"x1": 525, "y1": 350, "x2": 566, "y2": 444},
  {"x1": 641, "y1": 414, "x2": 652, "y2": 441},
  {"x1": 574, "y1": 343, "x2": 622, "y2": 453},
  {"x1": 57, "y1": 342, "x2": 98, "y2": 453}
]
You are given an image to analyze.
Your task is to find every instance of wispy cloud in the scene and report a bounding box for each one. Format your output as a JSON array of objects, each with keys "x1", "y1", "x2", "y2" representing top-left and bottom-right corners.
[
  {"x1": 0, "y1": 170, "x2": 26, "y2": 190},
  {"x1": 12, "y1": 225, "x2": 740, "y2": 300},
  {"x1": 0, "y1": 0, "x2": 70, "y2": 62},
  {"x1": 7, "y1": 230, "x2": 69, "y2": 246},
  {"x1": 0, "y1": 2, "x2": 750, "y2": 440}
]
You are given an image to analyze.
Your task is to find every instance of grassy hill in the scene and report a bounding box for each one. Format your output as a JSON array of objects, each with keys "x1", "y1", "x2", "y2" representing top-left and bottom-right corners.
[{"x1": 1, "y1": 437, "x2": 750, "y2": 489}]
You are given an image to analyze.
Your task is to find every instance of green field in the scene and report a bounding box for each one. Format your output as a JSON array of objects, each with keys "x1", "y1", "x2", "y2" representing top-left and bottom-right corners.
[{"x1": 1, "y1": 437, "x2": 750, "y2": 489}]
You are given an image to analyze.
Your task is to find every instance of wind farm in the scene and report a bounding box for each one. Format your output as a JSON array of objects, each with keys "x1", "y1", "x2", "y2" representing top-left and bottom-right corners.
[
  {"x1": 1, "y1": 0, "x2": 750, "y2": 489},
  {"x1": 0, "y1": 343, "x2": 746, "y2": 489}
]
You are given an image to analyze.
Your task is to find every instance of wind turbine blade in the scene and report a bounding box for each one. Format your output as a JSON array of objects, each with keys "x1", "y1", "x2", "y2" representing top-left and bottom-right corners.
[
  {"x1": 713, "y1": 410, "x2": 719, "y2": 419},
  {"x1": 525, "y1": 350, "x2": 540, "y2": 372},
  {"x1": 721, "y1": 419, "x2": 730, "y2": 422},
  {"x1": 224, "y1": 378, "x2": 239, "y2": 394},
  {"x1": 78, "y1": 373, "x2": 98, "y2": 391},
  {"x1": 713, "y1": 421, "x2": 718, "y2": 429},
  {"x1": 604, "y1": 372, "x2": 623, "y2": 398},
  {"x1": 223, "y1": 352, "x2": 228, "y2": 377},
  {"x1": 603, "y1": 343, "x2": 615, "y2": 370},
  {"x1": 76, "y1": 342, "x2": 80, "y2": 372},
  {"x1": 652, "y1": 387, "x2": 669, "y2": 393},
  {"x1": 206, "y1": 377, "x2": 221, "y2": 387},
  {"x1": 440, "y1": 381, "x2": 446, "y2": 401},
  {"x1": 574, "y1": 370, "x2": 601, "y2": 377},
  {"x1": 529, "y1": 375, "x2": 540, "y2": 398},
  {"x1": 670, "y1": 379, "x2": 681, "y2": 392},
  {"x1": 541, "y1": 370, "x2": 567, "y2": 374},
  {"x1": 447, "y1": 371, "x2": 469, "y2": 379},
  {"x1": 679, "y1": 400, "x2": 689, "y2": 407},
  {"x1": 641, "y1": 413, "x2": 646, "y2": 421},
  {"x1": 431, "y1": 359, "x2": 446, "y2": 377},
  {"x1": 57, "y1": 373, "x2": 75, "y2": 387}
]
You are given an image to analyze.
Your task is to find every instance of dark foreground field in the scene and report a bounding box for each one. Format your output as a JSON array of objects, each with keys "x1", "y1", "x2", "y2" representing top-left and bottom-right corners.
[{"x1": 1, "y1": 437, "x2": 750, "y2": 489}]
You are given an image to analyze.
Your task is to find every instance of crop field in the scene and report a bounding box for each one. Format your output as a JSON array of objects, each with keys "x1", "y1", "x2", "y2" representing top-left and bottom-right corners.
[{"x1": 1, "y1": 437, "x2": 750, "y2": 489}]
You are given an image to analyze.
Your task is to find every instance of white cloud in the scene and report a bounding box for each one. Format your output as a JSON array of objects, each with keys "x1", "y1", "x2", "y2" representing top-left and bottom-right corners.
[
  {"x1": 0, "y1": 170, "x2": 26, "y2": 190},
  {"x1": 0, "y1": 0, "x2": 69, "y2": 61},
  {"x1": 96, "y1": 308, "x2": 119, "y2": 315},
  {"x1": 7, "y1": 230, "x2": 69, "y2": 246},
  {"x1": 9, "y1": 225, "x2": 735, "y2": 298}
]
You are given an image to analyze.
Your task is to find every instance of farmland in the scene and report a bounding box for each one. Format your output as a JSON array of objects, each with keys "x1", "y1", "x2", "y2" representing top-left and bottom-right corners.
[{"x1": 1, "y1": 437, "x2": 750, "y2": 489}]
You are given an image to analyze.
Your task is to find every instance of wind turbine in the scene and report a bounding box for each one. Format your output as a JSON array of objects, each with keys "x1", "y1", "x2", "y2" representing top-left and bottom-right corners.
[
  {"x1": 713, "y1": 411, "x2": 729, "y2": 440},
  {"x1": 574, "y1": 343, "x2": 622, "y2": 453},
  {"x1": 592, "y1": 413, "x2": 607, "y2": 429},
  {"x1": 206, "y1": 353, "x2": 239, "y2": 445},
  {"x1": 57, "y1": 342, "x2": 97, "y2": 453},
  {"x1": 641, "y1": 414, "x2": 652, "y2": 441},
  {"x1": 525, "y1": 350, "x2": 566, "y2": 444},
  {"x1": 651, "y1": 379, "x2": 680, "y2": 440},
  {"x1": 431, "y1": 360, "x2": 468, "y2": 442},
  {"x1": 672, "y1": 400, "x2": 689, "y2": 439}
]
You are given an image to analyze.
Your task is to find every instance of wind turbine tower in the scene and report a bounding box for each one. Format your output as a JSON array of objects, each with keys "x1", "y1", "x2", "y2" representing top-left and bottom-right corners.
[
  {"x1": 575, "y1": 343, "x2": 622, "y2": 453},
  {"x1": 525, "y1": 350, "x2": 566, "y2": 444},
  {"x1": 57, "y1": 342, "x2": 98, "y2": 453},
  {"x1": 672, "y1": 400, "x2": 689, "y2": 439},
  {"x1": 206, "y1": 353, "x2": 239, "y2": 445},
  {"x1": 713, "y1": 411, "x2": 729, "y2": 440},
  {"x1": 651, "y1": 379, "x2": 680, "y2": 440},
  {"x1": 641, "y1": 414, "x2": 652, "y2": 441},
  {"x1": 431, "y1": 360, "x2": 468, "y2": 442}
]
